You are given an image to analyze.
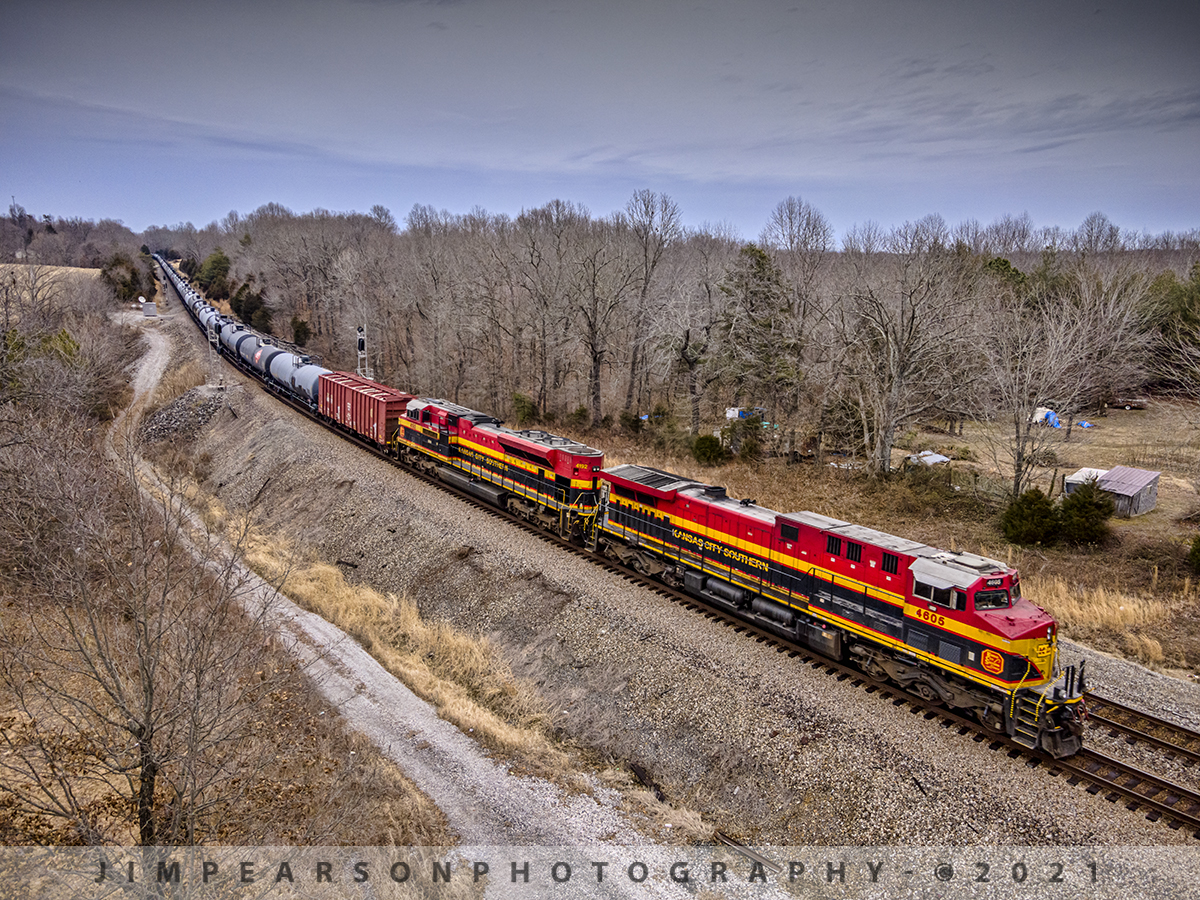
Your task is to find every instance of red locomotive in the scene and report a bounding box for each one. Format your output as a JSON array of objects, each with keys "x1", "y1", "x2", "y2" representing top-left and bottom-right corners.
[
  {"x1": 392, "y1": 398, "x2": 604, "y2": 538},
  {"x1": 594, "y1": 463, "x2": 1086, "y2": 757}
]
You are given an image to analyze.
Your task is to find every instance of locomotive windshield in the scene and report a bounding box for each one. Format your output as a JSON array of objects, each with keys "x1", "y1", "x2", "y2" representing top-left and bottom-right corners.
[{"x1": 974, "y1": 589, "x2": 1011, "y2": 610}]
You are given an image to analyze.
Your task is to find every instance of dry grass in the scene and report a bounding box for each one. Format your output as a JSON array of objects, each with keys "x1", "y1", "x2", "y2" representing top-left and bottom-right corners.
[
  {"x1": 1018, "y1": 575, "x2": 1181, "y2": 668},
  {"x1": 1025, "y1": 575, "x2": 1172, "y2": 632},
  {"x1": 242, "y1": 534, "x2": 570, "y2": 777},
  {"x1": 149, "y1": 356, "x2": 208, "y2": 408},
  {"x1": 594, "y1": 768, "x2": 715, "y2": 843}
]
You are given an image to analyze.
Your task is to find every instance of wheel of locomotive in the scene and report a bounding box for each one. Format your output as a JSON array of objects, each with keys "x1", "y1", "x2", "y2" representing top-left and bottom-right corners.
[
  {"x1": 862, "y1": 660, "x2": 888, "y2": 682},
  {"x1": 912, "y1": 681, "x2": 941, "y2": 704},
  {"x1": 975, "y1": 707, "x2": 1005, "y2": 732}
]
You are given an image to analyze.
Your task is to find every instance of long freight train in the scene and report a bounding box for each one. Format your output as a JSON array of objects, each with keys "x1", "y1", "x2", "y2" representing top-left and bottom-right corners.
[{"x1": 154, "y1": 255, "x2": 1087, "y2": 758}]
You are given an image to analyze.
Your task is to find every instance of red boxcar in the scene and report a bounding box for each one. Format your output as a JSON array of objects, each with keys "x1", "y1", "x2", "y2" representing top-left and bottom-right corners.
[{"x1": 318, "y1": 372, "x2": 414, "y2": 447}]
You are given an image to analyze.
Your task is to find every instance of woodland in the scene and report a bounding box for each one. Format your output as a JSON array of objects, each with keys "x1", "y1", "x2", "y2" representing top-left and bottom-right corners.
[{"x1": 6, "y1": 196, "x2": 1200, "y2": 500}]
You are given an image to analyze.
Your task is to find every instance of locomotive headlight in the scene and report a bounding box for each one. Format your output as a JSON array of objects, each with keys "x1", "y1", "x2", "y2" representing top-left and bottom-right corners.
[{"x1": 1047, "y1": 626, "x2": 1053, "y2": 639}]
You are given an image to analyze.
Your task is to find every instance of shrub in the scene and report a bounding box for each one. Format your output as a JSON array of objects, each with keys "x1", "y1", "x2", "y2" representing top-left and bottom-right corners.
[
  {"x1": 618, "y1": 409, "x2": 643, "y2": 434},
  {"x1": 290, "y1": 317, "x2": 311, "y2": 347},
  {"x1": 1186, "y1": 535, "x2": 1200, "y2": 575},
  {"x1": 1058, "y1": 479, "x2": 1115, "y2": 546},
  {"x1": 1001, "y1": 488, "x2": 1058, "y2": 545},
  {"x1": 511, "y1": 393, "x2": 537, "y2": 427},
  {"x1": 196, "y1": 248, "x2": 232, "y2": 301},
  {"x1": 566, "y1": 406, "x2": 589, "y2": 429},
  {"x1": 250, "y1": 307, "x2": 273, "y2": 334},
  {"x1": 100, "y1": 253, "x2": 145, "y2": 303},
  {"x1": 693, "y1": 434, "x2": 726, "y2": 466}
]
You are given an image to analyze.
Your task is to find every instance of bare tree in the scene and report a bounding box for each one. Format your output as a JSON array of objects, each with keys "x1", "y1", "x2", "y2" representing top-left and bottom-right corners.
[
  {"x1": 976, "y1": 255, "x2": 1152, "y2": 497},
  {"x1": 836, "y1": 216, "x2": 976, "y2": 475},
  {"x1": 513, "y1": 200, "x2": 588, "y2": 418},
  {"x1": 0, "y1": 419, "x2": 288, "y2": 844},
  {"x1": 651, "y1": 225, "x2": 739, "y2": 432},
  {"x1": 621, "y1": 190, "x2": 682, "y2": 413},
  {"x1": 572, "y1": 219, "x2": 639, "y2": 426}
]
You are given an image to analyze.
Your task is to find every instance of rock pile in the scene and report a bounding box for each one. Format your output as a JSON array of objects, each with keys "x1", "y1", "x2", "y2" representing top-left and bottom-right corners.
[{"x1": 139, "y1": 386, "x2": 226, "y2": 445}]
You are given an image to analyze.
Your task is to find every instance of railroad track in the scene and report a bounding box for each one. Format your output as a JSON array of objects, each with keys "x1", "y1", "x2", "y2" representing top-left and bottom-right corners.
[
  {"x1": 178, "y1": 307, "x2": 1200, "y2": 841},
  {"x1": 1083, "y1": 693, "x2": 1200, "y2": 768},
  {"x1": 1050, "y1": 748, "x2": 1200, "y2": 835}
]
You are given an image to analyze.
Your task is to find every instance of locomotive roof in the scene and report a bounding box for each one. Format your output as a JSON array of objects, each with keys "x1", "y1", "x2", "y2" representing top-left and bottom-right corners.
[
  {"x1": 413, "y1": 398, "x2": 603, "y2": 456},
  {"x1": 606, "y1": 463, "x2": 1011, "y2": 581},
  {"x1": 409, "y1": 397, "x2": 500, "y2": 426}
]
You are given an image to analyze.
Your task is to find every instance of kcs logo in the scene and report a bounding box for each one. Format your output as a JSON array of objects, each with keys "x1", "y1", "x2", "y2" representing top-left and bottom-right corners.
[{"x1": 981, "y1": 649, "x2": 1005, "y2": 674}]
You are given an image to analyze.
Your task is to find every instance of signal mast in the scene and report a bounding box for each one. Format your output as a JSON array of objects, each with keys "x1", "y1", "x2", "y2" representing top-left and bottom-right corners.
[{"x1": 356, "y1": 325, "x2": 374, "y2": 380}]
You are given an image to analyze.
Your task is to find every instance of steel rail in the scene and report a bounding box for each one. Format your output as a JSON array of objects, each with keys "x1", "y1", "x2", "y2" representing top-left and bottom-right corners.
[{"x1": 1083, "y1": 693, "x2": 1200, "y2": 768}]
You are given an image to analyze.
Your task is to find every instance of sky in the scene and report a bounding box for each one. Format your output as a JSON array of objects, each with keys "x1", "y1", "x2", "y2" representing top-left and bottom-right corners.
[{"x1": 2, "y1": 0, "x2": 1198, "y2": 240}]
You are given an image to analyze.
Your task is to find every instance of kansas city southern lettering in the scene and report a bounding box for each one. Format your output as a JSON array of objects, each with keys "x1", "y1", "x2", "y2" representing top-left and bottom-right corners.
[{"x1": 673, "y1": 529, "x2": 770, "y2": 573}]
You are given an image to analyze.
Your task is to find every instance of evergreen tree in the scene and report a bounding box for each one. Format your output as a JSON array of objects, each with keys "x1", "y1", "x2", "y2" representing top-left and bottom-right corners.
[
  {"x1": 1001, "y1": 488, "x2": 1058, "y2": 545},
  {"x1": 1058, "y1": 479, "x2": 1115, "y2": 546}
]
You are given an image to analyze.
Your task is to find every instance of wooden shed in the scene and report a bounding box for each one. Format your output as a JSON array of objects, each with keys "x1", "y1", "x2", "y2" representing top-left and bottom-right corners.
[{"x1": 1098, "y1": 465, "x2": 1160, "y2": 517}]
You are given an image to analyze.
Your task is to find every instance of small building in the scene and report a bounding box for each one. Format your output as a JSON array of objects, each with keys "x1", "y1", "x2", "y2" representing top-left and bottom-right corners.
[
  {"x1": 1098, "y1": 465, "x2": 1160, "y2": 517},
  {"x1": 1065, "y1": 465, "x2": 1160, "y2": 517},
  {"x1": 142, "y1": 302, "x2": 158, "y2": 317},
  {"x1": 1064, "y1": 467, "x2": 1107, "y2": 494}
]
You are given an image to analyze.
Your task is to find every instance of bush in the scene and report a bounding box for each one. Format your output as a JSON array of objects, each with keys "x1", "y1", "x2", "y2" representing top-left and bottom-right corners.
[
  {"x1": 250, "y1": 307, "x2": 273, "y2": 334},
  {"x1": 566, "y1": 406, "x2": 589, "y2": 429},
  {"x1": 1001, "y1": 488, "x2": 1058, "y2": 545},
  {"x1": 618, "y1": 409, "x2": 643, "y2": 434},
  {"x1": 1058, "y1": 479, "x2": 1115, "y2": 546},
  {"x1": 100, "y1": 253, "x2": 146, "y2": 303},
  {"x1": 196, "y1": 249, "x2": 232, "y2": 301},
  {"x1": 1188, "y1": 535, "x2": 1200, "y2": 575},
  {"x1": 511, "y1": 393, "x2": 537, "y2": 427},
  {"x1": 692, "y1": 434, "x2": 726, "y2": 466},
  {"x1": 290, "y1": 317, "x2": 311, "y2": 347}
]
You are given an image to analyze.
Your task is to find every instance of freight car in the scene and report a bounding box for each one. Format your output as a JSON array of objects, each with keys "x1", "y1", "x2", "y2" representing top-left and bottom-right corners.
[
  {"x1": 153, "y1": 255, "x2": 1086, "y2": 757},
  {"x1": 594, "y1": 463, "x2": 1085, "y2": 757}
]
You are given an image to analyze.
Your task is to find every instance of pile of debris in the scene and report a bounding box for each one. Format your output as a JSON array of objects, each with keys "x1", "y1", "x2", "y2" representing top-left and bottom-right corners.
[{"x1": 139, "y1": 386, "x2": 226, "y2": 445}]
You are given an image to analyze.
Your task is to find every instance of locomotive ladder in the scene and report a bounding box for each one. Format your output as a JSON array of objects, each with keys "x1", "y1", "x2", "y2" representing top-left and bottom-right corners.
[{"x1": 1010, "y1": 693, "x2": 1043, "y2": 749}]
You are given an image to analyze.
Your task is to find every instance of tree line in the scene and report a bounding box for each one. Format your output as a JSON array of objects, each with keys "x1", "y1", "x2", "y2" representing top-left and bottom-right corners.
[
  {"x1": 141, "y1": 197, "x2": 1200, "y2": 497},
  {"x1": 8, "y1": 194, "x2": 1199, "y2": 496}
]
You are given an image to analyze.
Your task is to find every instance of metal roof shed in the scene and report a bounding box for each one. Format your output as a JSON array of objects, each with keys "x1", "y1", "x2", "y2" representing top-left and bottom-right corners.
[{"x1": 1098, "y1": 465, "x2": 1160, "y2": 517}]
